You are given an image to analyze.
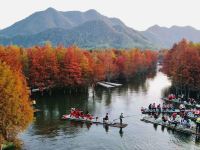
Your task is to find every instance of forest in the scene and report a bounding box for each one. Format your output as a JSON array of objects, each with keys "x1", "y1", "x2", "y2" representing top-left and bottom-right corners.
[
  {"x1": 163, "y1": 39, "x2": 200, "y2": 98},
  {"x1": 0, "y1": 44, "x2": 158, "y2": 93},
  {"x1": 0, "y1": 44, "x2": 157, "y2": 147}
]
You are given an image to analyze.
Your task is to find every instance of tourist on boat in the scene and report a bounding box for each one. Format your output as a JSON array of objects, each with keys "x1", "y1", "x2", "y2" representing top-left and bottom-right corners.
[
  {"x1": 162, "y1": 115, "x2": 168, "y2": 123},
  {"x1": 195, "y1": 109, "x2": 200, "y2": 117},
  {"x1": 70, "y1": 108, "x2": 76, "y2": 117},
  {"x1": 172, "y1": 112, "x2": 177, "y2": 120},
  {"x1": 152, "y1": 103, "x2": 156, "y2": 112},
  {"x1": 168, "y1": 94, "x2": 176, "y2": 100},
  {"x1": 179, "y1": 104, "x2": 186, "y2": 112},
  {"x1": 148, "y1": 104, "x2": 152, "y2": 110},
  {"x1": 103, "y1": 113, "x2": 109, "y2": 123},
  {"x1": 154, "y1": 113, "x2": 159, "y2": 119},
  {"x1": 120, "y1": 113, "x2": 124, "y2": 125},
  {"x1": 80, "y1": 111, "x2": 84, "y2": 118},
  {"x1": 162, "y1": 104, "x2": 167, "y2": 111},
  {"x1": 168, "y1": 116, "x2": 178, "y2": 127},
  {"x1": 157, "y1": 104, "x2": 161, "y2": 112}
]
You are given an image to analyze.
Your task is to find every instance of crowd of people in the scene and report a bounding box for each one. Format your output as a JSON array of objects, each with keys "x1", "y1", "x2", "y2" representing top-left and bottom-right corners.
[
  {"x1": 141, "y1": 95, "x2": 200, "y2": 132},
  {"x1": 68, "y1": 108, "x2": 124, "y2": 125},
  {"x1": 168, "y1": 94, "x2": 198, "y2": 105},
  {"x1": 69, "y1": 108, "x2": 94, "y2": 120},
  {"x1": 141, "y1": 103, "x2": 175, "y2": 113}
]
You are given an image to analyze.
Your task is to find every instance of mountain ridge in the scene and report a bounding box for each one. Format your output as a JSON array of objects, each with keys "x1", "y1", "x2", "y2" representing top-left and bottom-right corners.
[{"x1": 0, "y1": 8, "x2": 200, "y2": 49}]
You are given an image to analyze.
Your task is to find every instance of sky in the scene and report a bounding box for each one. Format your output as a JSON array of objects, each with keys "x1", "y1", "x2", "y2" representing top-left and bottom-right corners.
[{"x1": 0, "y1": 0, "x2": 200, "y2": 31}]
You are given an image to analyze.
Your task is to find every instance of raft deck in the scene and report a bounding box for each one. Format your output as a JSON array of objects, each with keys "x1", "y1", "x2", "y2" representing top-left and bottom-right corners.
[
  {"x1": 141, "y1": 116, "x2": 200, "y2": 135},
  {"x1": 62, "y1": 116, "x2": 128, "y2": 128},
  {"x1": 162, "y1": 98, "x2": 198, "y2": 107}
]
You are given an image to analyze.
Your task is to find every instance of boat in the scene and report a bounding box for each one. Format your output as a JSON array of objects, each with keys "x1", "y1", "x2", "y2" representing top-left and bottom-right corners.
[
  {"x1": 141, "y1": 108, "x2": 180, "y2": 114},
  {"x1": 62, "y1": 114, "x2": 128, "y2": 128},
  {"x1": 103, "y1": 82, "x2": 122, "y2": 87},
  {"x1": 141, "y1": 116, "x2": 200, "y2": 135},
  {"x1": 162, "y1": 97, "x2": 198, "y2": 107},
  {"x1": 97, "y1": 82, "x2": 115, "y2": 88}
]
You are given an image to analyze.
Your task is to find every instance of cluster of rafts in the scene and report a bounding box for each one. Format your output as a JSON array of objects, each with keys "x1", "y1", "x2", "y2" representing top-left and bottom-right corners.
[
  {"x1": 141, "y1": 96, "x2": 200, "y2": 135},
  {"x1": 62, "y1": 108, "x2": 127, "y2": 128}
]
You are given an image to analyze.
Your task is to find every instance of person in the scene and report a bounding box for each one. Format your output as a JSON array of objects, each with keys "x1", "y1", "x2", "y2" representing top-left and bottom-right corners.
[
  {"x1": 153, "y1": 113, "x2": 159, "y2": 119},
  {"x1": 162, "y1": 115, "x2": 168, "y2": 123},
  {"x1": 120, "y1": 113, "x2": 124, "y2": 125},
  {"x1": 179, "y1": 104, "x2": 185, "y2": 112},
  {"x1": 157, "y1": 104, "x2": 161, "y2": 112},
  {"x1": 103, "y1": 113, "x2": 109, "y2": 123},
  {"x1": 162, "y1": 104, "x2": 167, "y2": 111},
  {"x1": 152, "y1": 103, "x2": 156, "y2": 112},
  {"x1": 172, "y1": 112, "x2": 177, "y2": 120},
  {"x1": 148, "y1": 104, "x2": 152, "y2": 110},
  {"x1": 196, "y1": 117, "x2": 200, "y2": 133}
]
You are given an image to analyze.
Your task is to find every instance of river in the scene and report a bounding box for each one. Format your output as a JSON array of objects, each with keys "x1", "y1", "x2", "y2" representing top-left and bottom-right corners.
[{"x1": 20, "y1": 67, "x2": 200, "y2": 150}]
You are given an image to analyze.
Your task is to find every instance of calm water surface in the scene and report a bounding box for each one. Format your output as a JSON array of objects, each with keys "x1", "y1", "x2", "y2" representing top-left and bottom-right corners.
[{"x1": 20, "y1": 68, "x2": 200, "y2": 150}]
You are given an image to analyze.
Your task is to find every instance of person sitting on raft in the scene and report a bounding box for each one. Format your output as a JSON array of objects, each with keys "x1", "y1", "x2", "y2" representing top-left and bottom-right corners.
[
  {"x1": 162, "y1": 115, "x2": 168, "y2": 123},
  {"x1": 103, "y1": 113, "x2": 109, "y2": 123},
  {"x1": 152, "y1": 103, "x2": 156, "y2": 112},
  {"x1": 179, "y1": 104, "x2": 186, "y2": 112},
  {"x1": 148, "y1": 104, "x2": 152, "y2": 110},
  {"x1": 162, "y1": 104, "x2": 167, "y2": 111}
]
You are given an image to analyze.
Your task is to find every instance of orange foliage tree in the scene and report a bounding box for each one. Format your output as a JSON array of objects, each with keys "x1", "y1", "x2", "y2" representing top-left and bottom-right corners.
[
  {"x1": 0, "y1": 62, "x2": 33, "y2": 144},
  {"x1": 163, "y1": 39, "x2": 200, "y2": 98},
  {"x1": 0, "y1": 44, "x2": 157, "y2": 92}
]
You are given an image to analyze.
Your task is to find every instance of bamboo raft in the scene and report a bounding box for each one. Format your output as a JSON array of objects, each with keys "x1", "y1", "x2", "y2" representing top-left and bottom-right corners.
[
  {"x1": 62, "y1": 115, "x2": 128, "y2": 128},
  {"x1": 141, "y1": 116, "x2": 200, "y2": 135},
  {"x1": 162, "y1": 98, "x2": 198, "y2": 107},
  {"x1": 141, "y1": 109, "x2": 181, "y2": 114}
]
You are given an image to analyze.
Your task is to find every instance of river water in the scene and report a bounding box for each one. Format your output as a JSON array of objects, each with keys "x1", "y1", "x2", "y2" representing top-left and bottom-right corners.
[{"x1": 20, "y1": 67, "x2": 200, "y2": 150}]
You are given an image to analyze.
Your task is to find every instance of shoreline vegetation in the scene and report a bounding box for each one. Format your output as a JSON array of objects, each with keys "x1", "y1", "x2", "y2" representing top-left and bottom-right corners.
[
  {"x1": 162, "y1": 39, "x2": 200, "y2": 99},
  {"x1": 0, "y1": 44, "x2": 158, "y2": 94}
]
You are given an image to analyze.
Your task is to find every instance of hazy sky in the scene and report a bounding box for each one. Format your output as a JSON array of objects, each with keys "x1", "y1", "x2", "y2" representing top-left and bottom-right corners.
[{"x1": 0, "y1": 0, "x2": 200, "y2": 31}]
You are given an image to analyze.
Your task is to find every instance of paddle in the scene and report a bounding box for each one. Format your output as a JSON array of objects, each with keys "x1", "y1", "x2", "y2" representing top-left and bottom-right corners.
[{"x1": 112, "y1": 115, "x2": 136, "y2": 122}]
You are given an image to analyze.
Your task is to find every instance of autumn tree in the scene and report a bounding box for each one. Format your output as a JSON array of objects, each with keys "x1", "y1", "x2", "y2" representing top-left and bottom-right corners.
[
  {"x1": 0, "y1": 62, "x2": 33, "y2": 145},
  {"x1": 28, "y1": 45, "x2": 59, "y2": 91}
]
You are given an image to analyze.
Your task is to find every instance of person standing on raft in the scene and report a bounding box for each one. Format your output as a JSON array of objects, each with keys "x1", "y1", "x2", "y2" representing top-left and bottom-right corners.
[
  {"x1": 120, "y1": 113, "x2": 124, "y2": 125},
  {"x1": 103, "y1": 113, "x2": 109, "y2": 123}
]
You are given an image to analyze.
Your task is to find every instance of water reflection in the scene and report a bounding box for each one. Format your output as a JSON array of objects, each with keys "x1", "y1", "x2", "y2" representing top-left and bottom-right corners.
[
  {"x1": 119, "y1": 128, "x2": 124, "y2": 138},
  {"x1": 20, "y1": 68, "x2": 200, "y2": 150}
]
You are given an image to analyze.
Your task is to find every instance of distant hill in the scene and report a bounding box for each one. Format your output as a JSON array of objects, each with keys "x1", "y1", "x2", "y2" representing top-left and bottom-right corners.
[
  {"x1": 0, "y1": 8, "x2": 154, "y2": 49},
  {"x1": 0, "y1": 8, "x2": 200, "y2": 49},
  {"x1": 0, "y1": 20, "x2": 153, "y2": 49},
  {"x1": 142, "y1": 25, "x2": 200, "y2": 48}
]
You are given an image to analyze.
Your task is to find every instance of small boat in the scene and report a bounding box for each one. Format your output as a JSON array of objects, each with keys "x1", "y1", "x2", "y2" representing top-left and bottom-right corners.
[
  {"x1": 141, "y1": 116, "x2": 199, "y2": 135},
  {"x1": 162, "y1": 98, "x2": 198, "y2": 107},
  {"x1": 141, "y1": 108, "x2": 180, "y2": 114},
  {"x1": 62, "y1": 114, "x2": 128, "y2": 128}
]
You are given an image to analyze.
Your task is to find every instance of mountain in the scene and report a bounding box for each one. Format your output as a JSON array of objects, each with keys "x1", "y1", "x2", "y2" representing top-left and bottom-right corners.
[
  {"x1": 1, "y1": 8, "x2": 200, "y2": 49},
  {"x1": 0, "y1": 8, "x2": 154, "y2": 49},
  {"x1": 142, "y1": 25, "x2": 200, "y2": 48},
  {"x1": 0, "y1": 20, "x2": 154, "y2": 49}
]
